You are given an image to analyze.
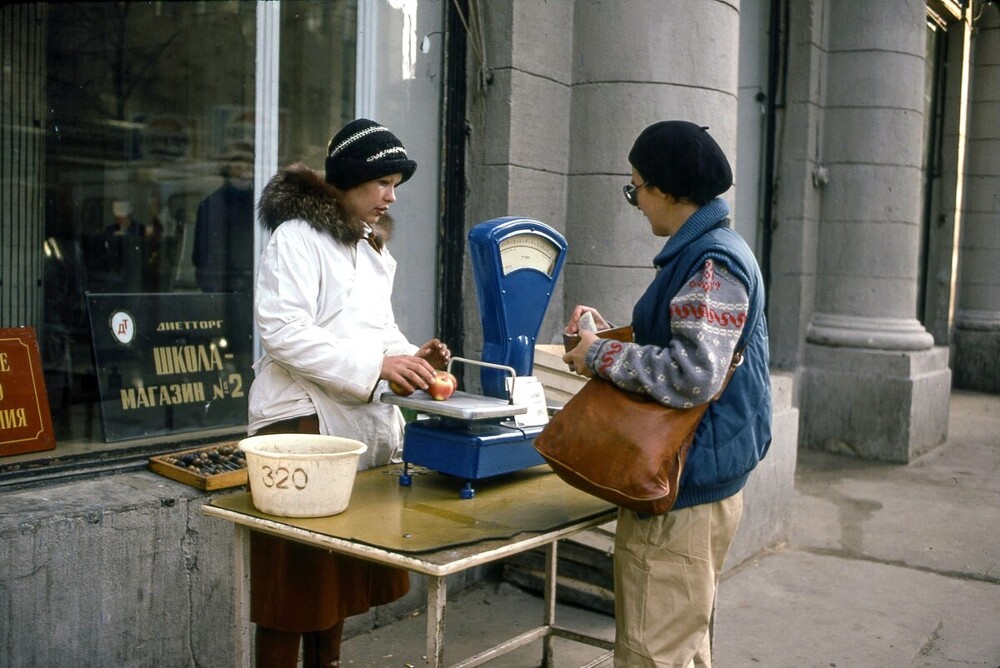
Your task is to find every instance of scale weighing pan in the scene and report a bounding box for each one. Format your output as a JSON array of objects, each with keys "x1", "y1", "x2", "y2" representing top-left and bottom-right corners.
[{"x1": 380, "y1": 389, "x2": 527, "y2": 421}]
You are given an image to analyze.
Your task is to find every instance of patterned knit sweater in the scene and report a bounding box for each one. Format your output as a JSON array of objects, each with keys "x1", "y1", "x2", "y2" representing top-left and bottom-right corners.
[{"x1": 584, "y1": 220, "x2": 749, "y2": 408}]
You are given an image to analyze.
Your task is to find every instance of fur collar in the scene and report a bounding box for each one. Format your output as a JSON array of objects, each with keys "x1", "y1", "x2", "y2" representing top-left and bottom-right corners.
[{"x1": 257, "y1": 163, "x2": 393, "y2": 249}]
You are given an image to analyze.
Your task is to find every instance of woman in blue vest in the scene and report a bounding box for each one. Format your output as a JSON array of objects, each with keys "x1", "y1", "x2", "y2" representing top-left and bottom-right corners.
[{"x1": 563, "y1": 120, "x2": 772, "y2": 666}]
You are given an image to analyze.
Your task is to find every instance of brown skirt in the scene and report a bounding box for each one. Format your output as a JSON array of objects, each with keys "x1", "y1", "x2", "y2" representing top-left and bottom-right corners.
[{"x1": 248, "y1": 415, "x2": 410, "y2": 632}]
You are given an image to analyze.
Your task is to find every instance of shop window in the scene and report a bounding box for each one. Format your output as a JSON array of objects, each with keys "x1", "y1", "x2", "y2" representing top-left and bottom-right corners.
[{"x1": 1, "y1": 1, "x2": 357, "y2": 481}]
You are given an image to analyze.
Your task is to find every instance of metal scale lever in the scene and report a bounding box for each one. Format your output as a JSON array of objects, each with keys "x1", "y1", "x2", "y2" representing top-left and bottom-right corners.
[{"x1": 446, "y1": 356, "x2": 519, "y2": 404}]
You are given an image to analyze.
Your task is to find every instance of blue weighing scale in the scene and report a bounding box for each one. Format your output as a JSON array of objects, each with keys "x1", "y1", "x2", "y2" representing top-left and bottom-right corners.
[{"x1": 382, "y1": 217, "x2": 567, "y2": 498}]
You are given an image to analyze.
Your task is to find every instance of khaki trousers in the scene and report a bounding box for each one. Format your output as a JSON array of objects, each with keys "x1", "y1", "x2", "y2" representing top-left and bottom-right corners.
[{"x1": 613, "y1": 492, "x2": 743, "y2": 668}]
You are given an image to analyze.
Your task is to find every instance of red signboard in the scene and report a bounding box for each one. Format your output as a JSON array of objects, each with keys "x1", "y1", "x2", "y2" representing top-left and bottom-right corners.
[{"x1": 0, "y1": 327, "x2": 56, "y2": 457}]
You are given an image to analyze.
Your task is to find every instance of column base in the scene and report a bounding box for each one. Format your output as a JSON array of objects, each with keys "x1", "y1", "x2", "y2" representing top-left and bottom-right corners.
[
  {"x1": 801, "y1": 345, "x2": 951, "y2": 462},
  {"x1": 807, "y1": 313, "x2": 934, "y2": 350}
]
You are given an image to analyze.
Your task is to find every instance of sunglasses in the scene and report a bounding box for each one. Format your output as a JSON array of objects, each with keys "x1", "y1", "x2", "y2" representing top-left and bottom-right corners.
[{"x1": 622, "y1": 180, "x2": 648, "y2": 207}]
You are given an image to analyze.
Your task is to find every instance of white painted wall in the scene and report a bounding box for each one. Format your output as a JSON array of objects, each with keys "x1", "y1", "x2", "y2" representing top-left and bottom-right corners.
[{"x1": 358, "y1": 0, "x2": 444, "y2": 344}]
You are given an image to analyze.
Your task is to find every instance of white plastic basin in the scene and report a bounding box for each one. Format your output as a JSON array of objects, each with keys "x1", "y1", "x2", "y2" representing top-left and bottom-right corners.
[{"x1": 238, "y1": 433, "x2": 368, "y2": 518}]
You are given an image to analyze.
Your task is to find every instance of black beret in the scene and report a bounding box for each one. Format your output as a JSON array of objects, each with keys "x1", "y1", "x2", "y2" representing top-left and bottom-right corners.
[{"x1": 628, "y1": 121, "x2": 732, "y2": 205}]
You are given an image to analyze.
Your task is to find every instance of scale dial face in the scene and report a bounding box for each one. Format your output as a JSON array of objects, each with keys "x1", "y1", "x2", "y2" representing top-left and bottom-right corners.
[{"x1": 498, "y1": 232, "x2": 560, "y2": 276}]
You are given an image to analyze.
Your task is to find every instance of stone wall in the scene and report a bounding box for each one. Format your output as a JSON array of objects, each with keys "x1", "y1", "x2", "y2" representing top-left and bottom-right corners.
[
  {"x1": 0, "y1": 474, "x2": 238, "y2": 666},
  {"x1": 0, "y1": 472, "x2": 442, "y2": 667}
]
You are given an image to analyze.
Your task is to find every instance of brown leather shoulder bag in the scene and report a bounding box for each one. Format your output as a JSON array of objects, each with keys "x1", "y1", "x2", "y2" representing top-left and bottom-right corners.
[{"x1": 535, "y1": 329, "x2": 742, "y2": 515}]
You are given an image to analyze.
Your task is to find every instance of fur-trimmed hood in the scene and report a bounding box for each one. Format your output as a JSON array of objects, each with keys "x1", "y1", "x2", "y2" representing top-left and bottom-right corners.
[{"x1": 257, "y1": 162, "x2": 393, "y2": 249}]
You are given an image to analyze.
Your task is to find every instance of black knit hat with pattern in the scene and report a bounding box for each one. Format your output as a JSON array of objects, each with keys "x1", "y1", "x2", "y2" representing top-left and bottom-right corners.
[
  {"x1": 628, "y1": 121, "x2": 732, "y2": 205},
  {"x1": 325, "y1": 119, "x2": 417, "y2": 190}
]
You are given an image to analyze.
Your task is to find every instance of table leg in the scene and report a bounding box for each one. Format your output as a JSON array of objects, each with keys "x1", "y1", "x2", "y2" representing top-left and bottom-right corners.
[
  {"x1": 542, "y1": 541, "x2": 558, "y2": 667},
  {"x1": 426, "y1": 575, "x2": 448, "y2": 667},
  {"x1": 233, "y1": 524, "x2": 252, "y2": 668}
]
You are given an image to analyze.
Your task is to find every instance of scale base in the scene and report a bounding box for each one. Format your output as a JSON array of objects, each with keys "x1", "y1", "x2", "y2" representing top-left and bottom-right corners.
[{"x1": 399, "y1": 419, "x2": 545, "y2": 499}]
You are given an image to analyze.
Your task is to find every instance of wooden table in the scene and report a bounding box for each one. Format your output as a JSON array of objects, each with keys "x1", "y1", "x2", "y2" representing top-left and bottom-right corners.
[{"x1": 203, "y1": 465, "x2": 617, "y2": 667}]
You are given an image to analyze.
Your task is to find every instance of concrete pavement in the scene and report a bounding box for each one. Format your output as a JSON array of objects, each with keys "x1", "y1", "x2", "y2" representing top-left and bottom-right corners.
[{"x1": 341, "y1": 390, "x2": 1000, "y2": 667}]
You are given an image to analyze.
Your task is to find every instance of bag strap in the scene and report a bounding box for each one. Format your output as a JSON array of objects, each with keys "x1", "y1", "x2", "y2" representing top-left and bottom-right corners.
[{"x1": 711, "y1": 350, "x2": 745, "y2": 402}]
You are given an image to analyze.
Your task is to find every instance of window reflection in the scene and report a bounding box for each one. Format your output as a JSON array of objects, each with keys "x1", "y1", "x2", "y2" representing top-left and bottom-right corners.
[
  {"x1": 39, "y1": 2, "x2": 258, "y2": 445},
  {"x1": 45, "y1": 2, "x2": 257, "y2": 301},
  {"x1": 22, "y1": 2, "x2": 349, "y2": 453},
  {"x1": 191, "y1": 143, "x2": 256, "y2": 294}
]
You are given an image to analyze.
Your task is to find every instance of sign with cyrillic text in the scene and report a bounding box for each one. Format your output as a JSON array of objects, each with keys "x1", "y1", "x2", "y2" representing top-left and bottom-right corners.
[
  {"x1": 87, "y1": 293, "x2": 252, "y2": 442},
  {"x1": 0, "y1": 327, "x2": 57, "y2": 457}
]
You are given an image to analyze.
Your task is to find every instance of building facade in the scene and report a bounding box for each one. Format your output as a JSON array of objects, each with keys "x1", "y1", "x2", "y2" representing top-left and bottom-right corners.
[{"x1": 1, "y1": 1, "x2": 996, "y2": 665}]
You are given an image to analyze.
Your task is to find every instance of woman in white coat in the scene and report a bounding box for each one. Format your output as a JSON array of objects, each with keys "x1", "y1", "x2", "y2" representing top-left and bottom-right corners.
[{"x1": 248, "y1": 119, "x2": 450, "y2": 667}]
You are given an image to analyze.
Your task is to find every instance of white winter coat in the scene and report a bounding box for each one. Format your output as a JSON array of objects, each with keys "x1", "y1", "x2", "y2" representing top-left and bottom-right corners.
[{"x1": 248, "y1": 165, "x2": 417, "y2": 469}]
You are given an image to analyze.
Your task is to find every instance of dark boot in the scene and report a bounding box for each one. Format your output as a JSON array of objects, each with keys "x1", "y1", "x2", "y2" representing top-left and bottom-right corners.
[
  {"x1": 255, "y1": 626, "x2": 301, "y2": 667},
  {"x1": 302, "y1": 620, "x2": 344, "y2": 668}
]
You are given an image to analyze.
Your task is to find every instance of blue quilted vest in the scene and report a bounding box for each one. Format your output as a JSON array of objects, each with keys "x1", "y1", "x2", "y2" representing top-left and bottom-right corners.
[{"x1": 631, "y1": 198, "x2": 772, "y2": 510}]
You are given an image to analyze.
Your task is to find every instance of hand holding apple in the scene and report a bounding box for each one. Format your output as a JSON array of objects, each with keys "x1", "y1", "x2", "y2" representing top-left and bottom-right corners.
[
  {"x1": 388, "y1": 380, "x2": 414, "y2": 397},
  {"x1": 381, "y1": 354, "x2": 437, "y2": 396}
]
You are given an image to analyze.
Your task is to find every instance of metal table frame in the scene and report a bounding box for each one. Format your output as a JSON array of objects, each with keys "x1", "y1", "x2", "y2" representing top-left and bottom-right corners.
[{"x1": 204, "y1": 498, "x2": 616, "y2": 667}]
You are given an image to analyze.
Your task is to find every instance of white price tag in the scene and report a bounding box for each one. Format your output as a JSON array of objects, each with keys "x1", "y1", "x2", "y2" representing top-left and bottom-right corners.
[{"x1": 506, "y1": 376, "x2": 549, "y2": 427}]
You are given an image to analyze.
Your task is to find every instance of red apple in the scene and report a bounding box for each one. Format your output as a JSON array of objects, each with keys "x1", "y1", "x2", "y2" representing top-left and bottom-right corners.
[
  {"x1": 389, "y1": 380, "x2": 413, "y2": 397},
  {"x1": 426, "y1": 370, "x2": 457, "y2": 401}
]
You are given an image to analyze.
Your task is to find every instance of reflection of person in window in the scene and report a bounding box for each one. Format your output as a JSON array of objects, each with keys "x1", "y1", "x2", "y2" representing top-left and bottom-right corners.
[
  {"x1": 101, "y1": 200, "x2": 147, "y2": 292},
  {"x1": 42, "y1": 235, "x2": 87, "y2": 427},
  {"x1": 191, "y1": 145, "x2": 255, "y2": 293},
  {"x1": 105, "y1": 199, "x2": 146, "y2": 238}
]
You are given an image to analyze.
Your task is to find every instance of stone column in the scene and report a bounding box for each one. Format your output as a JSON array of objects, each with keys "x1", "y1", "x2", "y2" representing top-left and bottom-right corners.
[
  {"x1": 464, "y1": 1, "x2": 576, "y2": 359},
  {"x1": 768, "y1": 0, "x2": 827, "y2": 371},
  {"x1": 953, "y1": 10, "x2": 1000, "y2": 392},
  {"x1": 801, "y1": 0, "x2": 952, "y2": 462},
  {"x1": 564, "y1": 0, "x2": 741, "y2": 327}
]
